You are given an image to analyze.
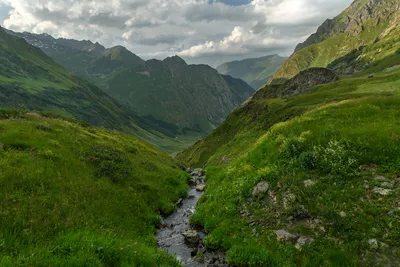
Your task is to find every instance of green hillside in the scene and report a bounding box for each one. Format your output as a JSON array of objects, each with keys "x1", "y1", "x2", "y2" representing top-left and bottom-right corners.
[
  {"x1": 0, "y1": 27, "x2": 184, "y2": 152},
  {"x1": 177, "y1": 1, "x2": 400, "y2": 265},
  {"x1": 0, "y1": 110, "x2": 188, "y2": 266},
  {"x1": 217, "y1": 55, "x2": 287, "y2": 89},
  {"x1": 7, "y1": 30, "x2": 254, "y2": 137},
  {"x1": 272, "y1": 0, "x2": 399, "y2": 83}
]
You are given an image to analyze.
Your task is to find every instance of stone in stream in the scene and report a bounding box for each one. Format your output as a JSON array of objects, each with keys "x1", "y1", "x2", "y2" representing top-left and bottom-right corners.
[
  {"x1": 191, "y1": 168, "x2": 205, "y2": 178},
  {"x1": 182, "y1": 230, "x2": 201, "y2": 245},
  {"x1": 196, "y1": 184, "x2": 206, "y2": 192}
]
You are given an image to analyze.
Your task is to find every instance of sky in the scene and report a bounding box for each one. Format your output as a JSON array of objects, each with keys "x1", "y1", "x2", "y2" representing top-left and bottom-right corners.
[{"x1": 0, "y1": 0, "x2": 353, "y2": 67}]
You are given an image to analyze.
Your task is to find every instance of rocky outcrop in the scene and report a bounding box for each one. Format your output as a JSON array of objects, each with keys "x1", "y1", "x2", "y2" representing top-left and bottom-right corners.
[
  {"x1": 254, "y1": 68, "x2": 338, "y2": 100},
  {"x1": 295, "y1": 0, "x2": 399, "y2": 52}
]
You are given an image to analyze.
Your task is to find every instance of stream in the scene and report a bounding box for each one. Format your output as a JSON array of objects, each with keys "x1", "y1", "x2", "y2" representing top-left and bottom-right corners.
[{"x1": 156, "y1": 169, "x2": 229, "y2": 267}]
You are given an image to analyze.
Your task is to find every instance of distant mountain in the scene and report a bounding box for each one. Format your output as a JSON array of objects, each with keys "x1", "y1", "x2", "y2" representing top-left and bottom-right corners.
[
  {"x1": 7, "y1": 30, "x2": 254, "y2": 134},
  {"x1": 0, "y1": 26, "x2": 180, "y2": 151},
  {"x1": 217, "y1": 55, "x2": 287, "y2": 89},
  {"x1": 272, "y1": 0, "x2": 400, "y2": 83}
]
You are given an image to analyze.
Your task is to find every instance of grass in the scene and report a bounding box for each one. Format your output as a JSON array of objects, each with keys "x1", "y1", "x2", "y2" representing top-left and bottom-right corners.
[
  {"x1": 0, "y1": 111, "x2": 189, "y2": 266},
  {"x1": 190, "y1": 96, "x2": 400, "y2": 266}
]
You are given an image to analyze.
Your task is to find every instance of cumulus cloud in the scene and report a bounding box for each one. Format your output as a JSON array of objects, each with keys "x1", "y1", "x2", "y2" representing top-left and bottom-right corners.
[{"x1": 0, "y1": 0, "x2": 353, "y2": 66}]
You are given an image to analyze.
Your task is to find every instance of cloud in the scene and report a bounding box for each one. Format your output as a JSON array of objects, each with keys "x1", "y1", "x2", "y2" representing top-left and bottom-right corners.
[{"x1": 0, "y1": 0, "x2": 354, "y2": 65}]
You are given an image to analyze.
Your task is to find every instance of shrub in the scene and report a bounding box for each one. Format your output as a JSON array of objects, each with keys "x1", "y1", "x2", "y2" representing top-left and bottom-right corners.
[
  {"x1": 86, "y1": 145, "x2": 132, "y2": 183},
  {"x1": 299, "y1": 151, "x2": 318, "y2": 170},
  {"x1": 282, "y1": 137, "x2": 304, "y2": 158},
  {"x1": 313, "y1": 140, "x2": 360, "y2": 178}
]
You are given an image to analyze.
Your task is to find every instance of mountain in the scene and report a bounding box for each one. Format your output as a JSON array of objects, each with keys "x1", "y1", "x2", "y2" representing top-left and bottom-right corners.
[
  {"x1": 272, "y1": 0, "x2": 400, "y2": 83},
  {"x1": 0, "y1": 26, "x2": 181, "y2": 151},
  {"x1": 7, "y1": 30, "x2": 255, "y2": 135},
  {"x1": 0, "y1": 110, "x2": 187, "y2": 265},
  {"x1": 177, "y1": 1, "x2": 400, "y2": 265},
  {"x1": 217, "y1": 55, "x2": 287, "y2": 89}
]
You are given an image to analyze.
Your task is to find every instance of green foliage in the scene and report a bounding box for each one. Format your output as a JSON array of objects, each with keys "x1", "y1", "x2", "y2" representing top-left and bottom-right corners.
[
  {"x1": 86, "y1": 145, "x2": 132, "y2": 183},
  {"x1": 0, "y1": 113, "x2": 188, "y2": 265}
]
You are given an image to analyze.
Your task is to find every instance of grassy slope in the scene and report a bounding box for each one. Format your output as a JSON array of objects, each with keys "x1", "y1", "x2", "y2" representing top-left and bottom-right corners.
[
  {"x1": 272, "y1": 1, "x2": 399, "y2": 82},
  {"x1": 178, "y1": 46, "x2": 400, "y2": 265},
  {"x1": 0, "y1": 111, "x2": 188, "y2": 266},
  {"x1": 217, "y1": 55, "x2": 287, "y2": 89}
]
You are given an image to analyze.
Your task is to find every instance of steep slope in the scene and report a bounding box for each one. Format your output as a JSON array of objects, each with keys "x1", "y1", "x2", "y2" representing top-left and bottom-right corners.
[
  {"x1": 0, "y1": 27, "x2": 184, "y2": 152},
  {"x1": 7, "y1": 30, "x2": 255, "y2": 136},
  {"x1": 217, "y1": 55, "x2": 287, "y2": 89},
  {"x1": 179, "y1": 60, "x2": 400, "y2": 266},
  {"x1": 0, "y1": 110, "x2": 187, "y2": 266},
  {"x1": 272, "y1": 0, "x2": 400, "y2": 83},
  {"x1": 98, "y1": 56, "x2": 254, "y2": 134}
]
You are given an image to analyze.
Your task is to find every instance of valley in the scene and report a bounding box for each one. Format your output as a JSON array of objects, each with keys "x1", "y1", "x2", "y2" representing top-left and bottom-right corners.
[{"x1": 0, "y1": 0, "x2": 399, "y2": 266}]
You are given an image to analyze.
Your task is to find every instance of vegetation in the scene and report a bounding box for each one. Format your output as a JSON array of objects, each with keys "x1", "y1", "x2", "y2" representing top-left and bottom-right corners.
[
  {"x1": 217, "y1": 55, "x2": 287, "y2": 89},
  {"x1": 0, "y1": 110, "x2": 188, "y2": 266}
]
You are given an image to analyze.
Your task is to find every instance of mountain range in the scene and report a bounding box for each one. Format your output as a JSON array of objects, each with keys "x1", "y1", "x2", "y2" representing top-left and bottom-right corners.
[
  {"x1": 6, "y1": 29, "x2": 254, "y2": 136},
  {"x1": 217, "y1": 54, "x2": 287, "y2": 89}
]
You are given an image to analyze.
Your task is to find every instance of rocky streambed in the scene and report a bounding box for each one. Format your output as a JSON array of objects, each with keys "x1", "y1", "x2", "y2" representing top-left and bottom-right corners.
[{"x1": 157, "y1": 169, "x2": 229, "y2": 267}]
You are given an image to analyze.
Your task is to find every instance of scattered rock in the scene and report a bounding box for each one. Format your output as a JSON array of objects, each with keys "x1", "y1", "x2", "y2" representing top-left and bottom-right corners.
[
  {"x1": 191, "y1": 168, "x2": 204, "y2": 178},
  {"x1": 283, "y1": 193, "x2": 296, "y2": 209},
  {"x1": 303, "y1": 179, "x2": 315, "y2": 187},
  {"x1": 374, "y1": 176, "x2": 388, "y2": 182},
  {"x1": 189, "y1": 179, "x2": 196, "y2": 186},
  {"x1": 339, "y1": 211, "x2": 347, "y2": 218},
  {"x1": 372, "y1": 187, "x2": 393, "y2": 196},
  {"x1": 274, "y1": 229, "x2": 298, "y2": 244},
  {"x1": 252, "y1": 181, "x2": 269, "y2": 196},
  {"x1": 186, "y1": 167, "x2": 193, "y2": 173},
  {"x1": 381, "y1": 182, "x2": 394, "y2": 189},
  {"x1": 196, "y1": 185, "x2": 206, "y2": 192},
  {"x1": 182, "y1": 230, "x2": 200, "y2": 245},
  {"x1": 368, "y1": 74, "x2": 374, "y2": 78},
  {"x1": 368, "y1": 238, "x2": 379, "y2": 250},
  {"x1": 295, "y1": 236, "x2": 314, "y2": 250}
]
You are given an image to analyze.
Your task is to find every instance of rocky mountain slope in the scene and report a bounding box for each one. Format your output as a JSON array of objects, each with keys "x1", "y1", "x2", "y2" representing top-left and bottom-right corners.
[
  {"x1": 0, "y1": 26, "x2": 181, "y2": 151},
  {"x1": 7, "y1": 30, "x2": 254, "y2": 135},
  {"x1": 177, "y1": 1, "x2": 400, "y2": 265},
  {"x1": 272, "y1": 0, "x2": 400, "y2": 83},
  {"x1": 217, "y1": 55, "x2": 287, "y2": 89}
]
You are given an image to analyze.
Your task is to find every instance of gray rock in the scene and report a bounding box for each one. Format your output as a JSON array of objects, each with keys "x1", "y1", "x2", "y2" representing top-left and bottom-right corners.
[
  {"x1": 296, "y1": 236, "x2": 314, "y2": 250},
  {"x1": 274, "y1": 229, "x2": 298, "y2": 244},
  {"x1": 372, "y1": 187, "x2": 393, "y2": 196},
  {"x1": 368, "y1": 238, "x2": 379, "y2": 250},
  {"x1": 283, "y1": 193, "x2": 296, "y2": 209},
  {"x1": 182, "y1": 230, "x2": 200, "y2": 244},
  {"x1": 196, "y1": 185, "x2": 206, "y2": 192},
  {"x1": 374, "y1": 176, "x2": 388, "y2": 181},
  {"x1": 191, "y1": 168, "x2": 205, "y2": 177},
  {"x1": 252, "y1": 181, "x2": 269, "y2": 196}
]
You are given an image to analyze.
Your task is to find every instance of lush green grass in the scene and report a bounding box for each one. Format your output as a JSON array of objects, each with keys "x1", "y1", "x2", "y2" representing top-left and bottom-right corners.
[
  {"x1": 191, "y1": 96, "x2": 400, "y2": 266},
  {"x1": 0, "y1": 111, "x2": 189, "y2": 266}
]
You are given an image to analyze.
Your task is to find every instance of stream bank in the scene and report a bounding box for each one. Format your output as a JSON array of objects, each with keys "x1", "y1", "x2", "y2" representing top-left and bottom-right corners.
[{"x1": 156, "y1": 169, "x2": 229, "y2": 267}]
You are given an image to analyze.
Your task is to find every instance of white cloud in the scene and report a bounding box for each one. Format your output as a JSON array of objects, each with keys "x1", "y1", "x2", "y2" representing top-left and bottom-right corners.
[{"x1": 0, "y1": 0, "x2": 353, "y2": 66}]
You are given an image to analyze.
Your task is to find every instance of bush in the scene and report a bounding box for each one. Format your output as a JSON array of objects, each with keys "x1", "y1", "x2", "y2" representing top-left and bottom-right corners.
[
  {"x1": 282, "y1": 137, "x2": 304, "y2": 158},
  {"x1": 313, "y1": 140, "x2": 360, "y2": 178},
  {"x1": 86, "y1": 145, "x2": 132, "y2": 183},
  {"x1": 299, "y1": 151, "x2": 318, "y2": 170}
]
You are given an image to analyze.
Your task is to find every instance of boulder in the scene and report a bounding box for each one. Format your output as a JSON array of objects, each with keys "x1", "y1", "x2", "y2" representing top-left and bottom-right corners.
[
  {"x1": 372, "y1": 187, "x2": 393, "y2": 196},
  {"x1": 295, "y1": 236, "x2": 314, "y2": 250},
  {"x1": 252, "y1": 181, "x2": 269, "y2": 196},
  {"x1": 274, "y1": 230, "x2": 298, "y2": 244},
  {"x1": 196, "y1": 185, "x2": 206, "y2": 192},
  {"x1": 368, "y1": 238, "x2": 379, "y2": 250},
  {"x1": 183, "y1": 230, "x2": 200, "y2": 244}
]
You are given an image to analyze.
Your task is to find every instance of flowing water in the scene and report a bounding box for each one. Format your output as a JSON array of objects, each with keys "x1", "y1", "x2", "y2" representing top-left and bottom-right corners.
[
  {"x1": 157, "y1": 170, "x2": 229, "y2": 266},
  {"x1": 157, "y1": 177, "x2": 205, "y2": 266}
]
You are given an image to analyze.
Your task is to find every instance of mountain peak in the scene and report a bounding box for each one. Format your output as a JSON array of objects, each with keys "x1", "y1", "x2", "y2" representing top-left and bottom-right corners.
[{"x1": 163, "y1": 55, "x2": 187, "y2": 65}]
